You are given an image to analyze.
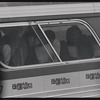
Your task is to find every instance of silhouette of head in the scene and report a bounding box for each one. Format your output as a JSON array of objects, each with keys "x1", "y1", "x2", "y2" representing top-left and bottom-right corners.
[
  {"x1": 66, "y1": 25, "x2": 82, "y2": 45},
  {"x1": 45, "y1": 30, "x2": 55, "y2": 43}
]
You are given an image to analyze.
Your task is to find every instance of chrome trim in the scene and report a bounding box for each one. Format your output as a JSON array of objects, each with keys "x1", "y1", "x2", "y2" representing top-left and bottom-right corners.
[{"x1": 0, "y1": 22, "x2": 30, "y2": 27}]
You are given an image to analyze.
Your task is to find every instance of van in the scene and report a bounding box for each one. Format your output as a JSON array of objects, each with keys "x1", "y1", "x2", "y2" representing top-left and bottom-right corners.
[{"x1": 0, "y1": 2, "x2": 100, "y2": 98}]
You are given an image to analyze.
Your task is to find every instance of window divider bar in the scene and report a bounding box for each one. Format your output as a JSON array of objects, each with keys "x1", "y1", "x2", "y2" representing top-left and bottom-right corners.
[{"x1": 28, "y1": 22, "x2": 55, "y2": 62}]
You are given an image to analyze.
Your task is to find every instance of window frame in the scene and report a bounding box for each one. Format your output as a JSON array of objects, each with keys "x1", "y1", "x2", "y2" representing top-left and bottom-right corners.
[
  {"x1": 0, "y1": 19, "x2": 100, "y2": 70},
  {"x1": 0, "y1": 21, "x2": 62, "y2": 69}
]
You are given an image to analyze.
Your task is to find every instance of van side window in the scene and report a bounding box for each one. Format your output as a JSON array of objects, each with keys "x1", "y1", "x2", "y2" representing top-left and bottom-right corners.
[
  {"x1": 0, "y1": 25, "x2": 59, "y2": 67},
  {"x1": 41, "y1": 22, "x2": 100, "y2": 61}
]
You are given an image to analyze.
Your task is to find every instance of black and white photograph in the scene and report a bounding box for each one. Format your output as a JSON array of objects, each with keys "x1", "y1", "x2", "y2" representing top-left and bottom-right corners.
[{"x1": 0, "y1": 2, "x2": 100, "y2": 98}]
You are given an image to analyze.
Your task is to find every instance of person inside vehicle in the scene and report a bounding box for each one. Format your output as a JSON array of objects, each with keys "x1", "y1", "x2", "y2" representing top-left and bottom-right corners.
[
  {"x1": 66, "y1": 25, "x2": 94, "y2": 60},
  {"x1": 1, "y1": 27, "x2": 28, "y2": 66},
  {"x1": 35, "y1": 30, "x2": 60, "y2": 64},
  {"x1": 45, "y1": 30, "x2": 70, "y2": 61},
  {"x1": 0, "y1": 29, "x2": 12, "y2": 65},
  {"x1": 24, "y1": 31, "x2": 39, "y2": 65},
  {"x1": 45, "y1": 30, "x2": 60, "y2": 56}
]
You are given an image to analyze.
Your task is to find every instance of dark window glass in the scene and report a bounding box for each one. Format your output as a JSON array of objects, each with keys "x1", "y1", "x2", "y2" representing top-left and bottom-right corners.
[
  {"x1": 0, "y1": 25, "x2": 59, "y2": 67},
  {"x1": 41, "y1": 22, "x2": 100, "y2": 61}
]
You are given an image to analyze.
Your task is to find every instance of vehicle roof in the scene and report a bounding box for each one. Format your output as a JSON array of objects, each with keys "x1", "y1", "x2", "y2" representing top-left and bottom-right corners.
[
  {"x1": 0, "y1": 2, "x2": 84, "y2": 7},
  {"x1": 0, "y1": 2, "x2": 99, "y2": 23}
]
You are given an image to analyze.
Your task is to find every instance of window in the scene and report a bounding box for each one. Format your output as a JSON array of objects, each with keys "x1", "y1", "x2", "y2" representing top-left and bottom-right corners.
[
  {"x1": 0, "y1": 23, "x2": 59, "y2": 67},
  {"x1": 40, "y1": 21, "x2": 100, "y2": 61},
  {"x1": 0, "y1": 19, "x2": 100, "y2": 68}
]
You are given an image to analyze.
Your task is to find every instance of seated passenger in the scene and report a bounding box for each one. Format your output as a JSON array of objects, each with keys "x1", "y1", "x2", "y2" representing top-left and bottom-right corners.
[
  {"x1": 35, "y1": 30, "x2": 60, "y2": 64},
  {"x1": 2, "y1": 27, "x2": 28, "y2": 66},
  {"x1": 45, "y1": 30, "x2": 60, "y2": 56},
  {"x1": 0, "y1": 31, "x2": 12, "y2": 65},
  {"x1": 24, "y1": 31, "x2": 39, "y2": 65},
  {"x1": 66, "y1": 25, "x2": 94, "y2": 60}
]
